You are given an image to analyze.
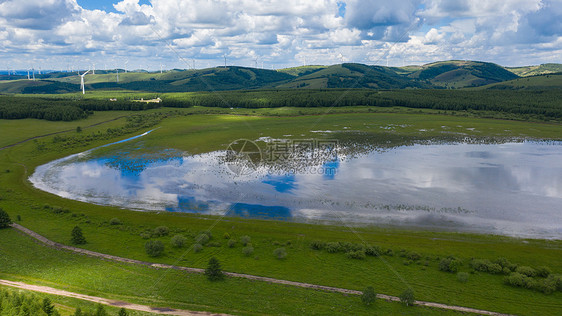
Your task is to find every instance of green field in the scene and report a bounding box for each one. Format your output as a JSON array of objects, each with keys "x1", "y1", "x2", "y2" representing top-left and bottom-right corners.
[{"x1": 1, "y1": 109, "x2": 562, "y2": 315}]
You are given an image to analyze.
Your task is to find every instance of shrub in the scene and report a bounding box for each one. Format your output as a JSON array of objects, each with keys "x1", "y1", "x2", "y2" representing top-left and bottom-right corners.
[
  {"x1": 171, "y1": 234, "x2": 187, "y2": 248},
  {"x1": 145, "y1": 240, "x2": 164, "y2": 257},
  {"x1": 274, "y1": 247, "x2": 287, "y2": 259},
  {"x1": 516, "y1": 266, "x2": 537, "y2": 277},
  {"x1": 457, "y1": 272, "x2": 469, "y2": 283},
  {"x1": 470, "y1": 258, "x2": 502, "y2": 274},
  {"x1": 536, "y1": 266, "x2": 552, "y2": 278},
  {"x1": 493, "y1": 257, "x2": 511, "y2": 269},
  {"x1": 193, "y1": 243, "x2": 203, "y2": 253},
  {"x1": 240, "y1": 235, "x2": 251, "y2": 246},
  {"x1": 205, "y1": 257, "x2": 224, "y2": 281},
  {"x1": 109, "y1": 218, "x2": 122, "y2": 225},
  {"x1": 199, "y1": 230, "x2": 213, "y2": 239},
  {"x1": 546, "y1": 274, "x2": 562, "y2": 291},
  {"x1": 325, "y1": 242, "x2": 340, "y2": 253},
  {"x1": 0, "y1": 207, "x2": 12, "y2": 228},
  {"x1": 536, "y1": 278, "x2": 557, "y2": 294},
  {"x1": 70, "y1": 226, "x2": 87, "y2": 245},
  {"x1": 195, "y1": 233, "x2": 210, "y2": 245},
  {"x1": 243, "y1": 246, "x2": 254, "y2": 256},
  {"x1": 227, "y1": 239, "x2": 237, "y2": 248},
  {"x1": 384, "y1": 249, "x2": 394, "y2": 256},
  {"x1": 365, "y1": 245, "x2": 382, "y2": 257},
  {"x1": 153, "y1": 226, "x2": 169, "y2": 237},
  {"x1": 140, "y1": 231, "x2": 152, "y2": 239},
  {"x1": 439, "y1": 257, "x2": 462, "y2": 273},
  {"x1": 347, "y1": 250, "x2": 366, "y2": 260},
  {"x1": 310, "y1": 240, "x2": 325, "y2": 250},
  {"x1": 406, "y1": 251, "x2": 421, "y2": 261},
  {"x1": 400, "y1": 288, "x2": 415, "y2": 306},
  {"x1": 223, "y1": 232, "x2": 231, "y2": 239},
  {"x1": 361, "y1": 286, "x2": 376, "y2": 306}
]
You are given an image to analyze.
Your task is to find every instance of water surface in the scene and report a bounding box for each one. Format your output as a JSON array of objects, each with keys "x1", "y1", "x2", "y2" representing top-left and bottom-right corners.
[{"x1": 30, "y1": 135, "x2": 562, "y2": 239}]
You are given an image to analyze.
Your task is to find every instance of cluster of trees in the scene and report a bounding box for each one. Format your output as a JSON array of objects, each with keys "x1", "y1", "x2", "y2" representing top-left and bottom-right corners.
[
  {"x1": 163, "y1": 89, "x2": 562, "y2": 121},
  {"x1": 0, "y1": 96, "x2": 166, "y2": 121},
  {"x1": 0, "y1": 290, "x2": 60, "y2": 316}
]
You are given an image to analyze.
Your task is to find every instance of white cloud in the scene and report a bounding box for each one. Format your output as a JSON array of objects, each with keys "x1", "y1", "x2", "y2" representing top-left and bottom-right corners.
[{"x1": 0, "y1": 0, "x2": 560, "y2": 69}]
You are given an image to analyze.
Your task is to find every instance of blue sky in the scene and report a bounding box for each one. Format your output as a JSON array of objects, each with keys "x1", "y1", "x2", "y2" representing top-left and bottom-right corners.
[{"x1": 0, "y1": 0, "x2": 560, "y2": 71}]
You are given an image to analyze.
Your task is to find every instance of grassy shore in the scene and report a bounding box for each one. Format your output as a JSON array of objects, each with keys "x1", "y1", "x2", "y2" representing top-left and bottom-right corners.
[{"x1": 1, "y1": 109, "x2": 561, "y2": 315}]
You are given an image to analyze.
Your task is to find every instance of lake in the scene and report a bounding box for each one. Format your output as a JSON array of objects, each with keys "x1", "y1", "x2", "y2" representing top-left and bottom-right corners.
[{"x1": 30, "y1": 132, "x2": 562, "y2": 239}]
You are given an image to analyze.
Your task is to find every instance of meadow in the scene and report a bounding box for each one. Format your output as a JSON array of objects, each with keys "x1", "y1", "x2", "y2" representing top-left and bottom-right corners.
[{"x1": 1, "y1": 108, "x2": 561, "y2": 315}]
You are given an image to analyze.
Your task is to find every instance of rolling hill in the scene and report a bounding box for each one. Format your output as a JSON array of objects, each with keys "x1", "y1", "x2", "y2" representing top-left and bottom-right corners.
[
  {"x1": 479, "y1": 73, "x2": 562, "y2": 90},
  {"x1": 277, "y1": 63, "x2": 431, "y2": 89},
  {"x1": 3, "y1": 60, "x2": 560, "y2": 94},
  {"x1": 402, "y1": 60, "x2": 519, "y2": 88},
  {"x1": 506, "y1": 63, "x2": 562, "y2": 77}
]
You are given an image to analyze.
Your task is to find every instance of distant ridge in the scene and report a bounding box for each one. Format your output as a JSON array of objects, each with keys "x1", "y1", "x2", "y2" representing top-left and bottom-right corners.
[{"x1": 0, "y1": 60, "x2": 560, "y2": 94}]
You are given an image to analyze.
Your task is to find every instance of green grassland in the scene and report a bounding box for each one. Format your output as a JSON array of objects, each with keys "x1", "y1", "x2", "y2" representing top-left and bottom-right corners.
[
  {"x1": 506, "y1": 63, "x2": 562, "y2": 77},
  {"x1": 1, "y1": 110, "x2": 562, "y2": 315},
  {"x1": 0, "y1": 229, "x2": 464, "y2": 316},
  {"x1": 479, "y1": 73, "x2": 562, "y2": 90}
]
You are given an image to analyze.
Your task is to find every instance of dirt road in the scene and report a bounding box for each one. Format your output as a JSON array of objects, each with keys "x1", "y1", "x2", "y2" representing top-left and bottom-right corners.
[
  {"x1": 9, "y1": 223, "x2": 513, "y2": 316},
  {"x1": 0, "y1": 279, "x2": 228, "y2": 316}
]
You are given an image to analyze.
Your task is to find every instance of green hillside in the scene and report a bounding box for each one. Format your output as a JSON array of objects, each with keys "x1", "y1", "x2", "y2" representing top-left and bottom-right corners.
[
  {"x1": 506, "y1": 63, "x2": 562, "y2": 77},
  {"x1": 278, "y1": 63, "x2": 431, "y2": 89},
  {"x1": 406, "y1": 60, "x2": 519, "y2": 88},
  {"x1": 0, "y1": 79, "x2": 78, "y2": 94},
  {"x1": 277, "y1": 65, "x2": 327, "y2": 76},
  {"x1": 480, "y1": 73, "x2": 562, "y2": 90}
]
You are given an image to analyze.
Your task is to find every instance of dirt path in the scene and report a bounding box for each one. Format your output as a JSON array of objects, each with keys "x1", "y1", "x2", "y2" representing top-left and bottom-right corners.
[
  {"x1": 10, "y1": 223, "x2": 514, "y2": 316},
  {"x1": 0, "y1": 116, "x2": 126, "y2": 151},
  {"x1": 0, "y1": 279, "x2": 229, "y2": 316}
]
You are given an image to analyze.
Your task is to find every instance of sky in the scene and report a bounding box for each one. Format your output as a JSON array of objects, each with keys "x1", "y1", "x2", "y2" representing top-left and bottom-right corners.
[{"x1": 0, "y1": 0, "x2": 561, "y2": 71}]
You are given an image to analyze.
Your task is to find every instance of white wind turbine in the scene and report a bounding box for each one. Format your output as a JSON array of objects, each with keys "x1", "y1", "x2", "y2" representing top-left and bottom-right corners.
[{"x1": 79, "y1": 69, "x2": 90, "y2": 94}]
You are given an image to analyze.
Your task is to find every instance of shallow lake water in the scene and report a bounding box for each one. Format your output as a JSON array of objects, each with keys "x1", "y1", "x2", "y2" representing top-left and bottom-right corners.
[{"x1": 30, "y1": 132, "x2": 562, "y2": 239}]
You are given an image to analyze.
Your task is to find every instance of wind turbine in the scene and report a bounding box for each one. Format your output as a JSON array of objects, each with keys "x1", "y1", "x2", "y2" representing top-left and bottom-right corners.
[
  {"x1": 79, "y1": 69, "x2": 90, "y2": 94},
  {"x1": 116, "y1": 69, "x2": 119, "y2": 83},
  {"x1": 27, "y1": 69, "x2": 30, "y2": 80},
  {"x1": 124, "y1": 60, "x2": 129, "y2": 73},
  {"x1": 32, "y1": 68, "x2": 35, "y2": 81},
  {"x1": 92, "y1": 63, "x2": 95, "y2": 75},
  {"x1": 223, "y1": 54, "x2": 227, "y2": 68}
]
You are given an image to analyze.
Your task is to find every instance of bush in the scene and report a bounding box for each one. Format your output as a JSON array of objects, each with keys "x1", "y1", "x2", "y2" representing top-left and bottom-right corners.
[
  {"x1": 439, "y1": 257, "x2": 462, "y2": 273},
  {"x1": 400, "y1": 288, "x2": 415, "y2": 306},
  {"x1": 145, "y1": 240, "x2": 164, "y2": 257},
  {"x1": 536, "y1": 266, "x2": 552, "y2": 278},
  {"x1": 361, "y1": 286, "x2": 376, "y2": 306},
  {"x1": 274, "y1": 247, "x2": 287, "y2": 259},
  {"x1": 546, "y1": 274, "x2": 562, "y2": 291},
  {"x1": 457, "y1": 272, "x2": 469, "y2": 283},
  {"x1": 504, "y1": 272, "x2": 534, "y2": 288},
  {"x1": 310, "y1": 240, "x2": 325, "y2": 250},
  {"x1": 171, "y1": 234, "x2": 187, "y2": 248},
  {"x1": 70, "y1": 226, "x2": 87, "y2": 245},
  {"x1": 195, "y1": 233, "x2": 210, "y2": 245},
  {"x1": 406, "y1": 251, "x2": 421, "y2": 261},
  {"x1": 153, "y1": 226, "x2": 169, "y2": 237},
  {"x1": 0, "y1": 207, "x2": 12, "y2": 228},
  {"x1": 205, "y1": 257, "x2": 224, "y2": 281},
  {"x1": 516, "y1": 266, "x2": 537, "y2": 277},
  {"x1": 240, "y1": 235, "x2": 251, "y2": 246},
  {"x1": 243, "y1": 246, "x2": 254, "y2": 256},
  {"x1": 325, "y1": 242, "x2": 340, "y2": 253},
  {"x1": 109, "y1": 218, "x2": 122, "y2": 225},
  {"x1": 536, "y1": 278, "x2": 557, "y2": 294},
  {"x1": 227, "y1": 239, "x2": 237, "y2": 248},
  {"x1": 347, "y1": 250, "x2": 366, "y2": 260},
  {"x1": 470, "y1": 258, "x2": 502, "y2": 274},
  {"x1": 365, "y1": 245, "x2": 382, "y2": 257},
  {"x1": 193, "y1": 243, "x2": 203, "y2": 253},
  {"x1": 223, "y1": 232, "x2": 231, "y2": 239}
]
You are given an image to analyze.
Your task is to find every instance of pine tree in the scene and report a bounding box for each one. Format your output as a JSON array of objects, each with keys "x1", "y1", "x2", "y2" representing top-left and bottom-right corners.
[
  {"x1": 361, "y1": 286, "x2": 376, "y2": 305},
  {"x1": 205, "y1": 257, "x2": 224, "y2": 281},
  {"x1": 42, "y1": 298, "x2": 55, "y2": 316},
  {"x1": 0, "y1": 207, "x2": 12, "y2": 228},
  {"x1": 71, "y1": 226, "x2": 87, "y2": 245}
]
